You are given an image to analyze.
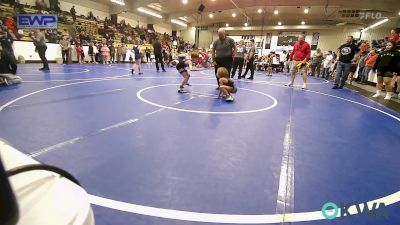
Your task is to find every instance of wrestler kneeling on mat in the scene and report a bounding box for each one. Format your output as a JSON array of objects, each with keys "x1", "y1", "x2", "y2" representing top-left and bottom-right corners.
[
  {"x1": 176, "y1": 52, "x2": 200, "y2": 93},
  {"x1": 217, "y1": 67, "x2": 237, "y2": 102}
]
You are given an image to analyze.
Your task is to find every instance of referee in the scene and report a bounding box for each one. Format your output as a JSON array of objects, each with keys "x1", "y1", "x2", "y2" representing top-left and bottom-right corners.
[
  {"x1": 212, "y1": 28, "x2": 236, "y2": 88},
  {"x1": 30, "y1": 30, "x2": 49, "y2": 71}
]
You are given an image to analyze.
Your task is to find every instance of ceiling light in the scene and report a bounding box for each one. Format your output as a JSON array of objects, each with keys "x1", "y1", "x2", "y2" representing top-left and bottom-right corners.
[
  {"x1": 304, "y1": 8, "x2": 309, "y2": 14},
  {"x1": 192, "y1": 27, "x2": 196, "y2": 31},
  {"x1": 137, "y1": 7, "x2": 163, "y2": 18},
  {"x1": 170, "y1": 19, "x2": 187, "y2": 27},
  {"x1": 274, "y1": 10, "x2": 279, "y2": 15},
  {"x1": 226, "y1": 23, "x2": 229, "y2": 27},
  {"x1": 301, "y1": 21, "x2": 305, "y2": 25},
  {"x1": 244, "y1": 22, "x2": 248, "y2": 26},
  {"x1": 232, "y1": 13, "x2": 236, "y2": 17},
  {"x1": 182, "y1": 0, "x2": 188, "y2": 4},
  {"x1": 209, "y1": 13, "x2": 214, "y2": 18},
  {"x1": 110, "y1": 0, "x2": 125, "y2": 6},
  {"x1": 179, "y1": 16, "x2": 187, "y2": 21},
  {"x1": 278, "y1": 21, "x2": 282, "y2": 26},
  {"x1": 361, "y1": 18, "x2": 389, "y2": 32},
  {"x1": 398, "y1": 12, "x2": 400, "y2": 16},
  {"x1": 258, "y1": 9, "x2": 262, "y2": 14}
]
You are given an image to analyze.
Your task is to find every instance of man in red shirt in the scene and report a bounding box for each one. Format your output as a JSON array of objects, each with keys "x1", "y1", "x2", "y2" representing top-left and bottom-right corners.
[{"x1": 285, "y1": 35, "x2": 311, "y2": 89}]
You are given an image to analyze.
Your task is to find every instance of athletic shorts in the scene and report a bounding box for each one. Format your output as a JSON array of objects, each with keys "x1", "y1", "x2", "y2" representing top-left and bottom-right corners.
[
  {"x1": 290, "y1": 61, "x2": 308, "y2": 74},
  {"x1": 232, "y1": 86, "x2": 237, "y2": 93},
  {"x1": 176, "y1": 61, "x2": 188, "y2": 74},
  {"x1": 377, "y1": 71, "x2": 394, "y2": 78}
]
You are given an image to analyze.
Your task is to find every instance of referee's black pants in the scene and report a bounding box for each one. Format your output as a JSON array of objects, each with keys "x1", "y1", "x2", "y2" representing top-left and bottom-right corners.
[{"x1": 214, "y1": 57, "x2": 233, "y2": 86}]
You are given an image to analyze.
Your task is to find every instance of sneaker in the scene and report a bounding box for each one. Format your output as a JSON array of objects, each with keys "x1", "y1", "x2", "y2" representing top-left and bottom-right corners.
[
  {"x1": 215, "y1": 87, "x2": 220, "y2": 90},
  {"x1": 247, "y1": 77, "x2": 254, "y2": 80},
  {"x1": 238, "y1": 76, "x2": 242, "y2": 79},
  {"x1": 384, "y1": 93, "x2": 392, "y2": 100},
  {"x1": 139, "y1": 72, "x2": 143, "y2": 75},
  {"x1": 225, "y1": 95, "x2": 234, "y2": 102},
  {"x1": 178, "y1": 89, "x2": 187, "y2": 93},
  {"x1": 157, "y1": 70, "x2": 160, "y2": 72},
  {"x1": 301, "y1": 83, "x2": 307, "y2": 89},
  {"x1": 284, "y1": 82, "x2": 293, "y2": 87},
  {"x1": 162, "y1": 70, "x2": 167, "y2": 72},
  {"x1": 131, "y1": 69, "x2": 135, "y2": 75},
  {"x1": 241, "y1": 75, "x2": 246, "y2": 79},
  {"x1": 332, "y1": 85, "x2": 339, "y2": 89},
  {"x1": 372, "y1": 93, "x2": 380, "y2": 98},
  {"x1": 185, "y1": 83, "x2": 192, "y2": 86}
]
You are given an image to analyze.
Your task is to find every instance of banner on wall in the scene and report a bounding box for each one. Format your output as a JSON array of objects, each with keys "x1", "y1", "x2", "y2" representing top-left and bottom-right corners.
[
  {"x1": 277, "y1": 31, "x2": 307, "y2": 47},
  {"x1": 311, "y1": 32, "x2": 320, "y2": 50},
  {"x1": 17, "y1": 14, "x2": 58, "y2": 29},
  {"x1": 264, "y1": 33, "x2": 272, "y2": 49}
]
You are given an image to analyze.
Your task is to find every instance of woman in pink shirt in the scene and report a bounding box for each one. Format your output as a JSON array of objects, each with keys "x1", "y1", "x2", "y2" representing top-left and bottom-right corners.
[{"x1": 100, "y1": 44, "x2": 110, "y2": 64}]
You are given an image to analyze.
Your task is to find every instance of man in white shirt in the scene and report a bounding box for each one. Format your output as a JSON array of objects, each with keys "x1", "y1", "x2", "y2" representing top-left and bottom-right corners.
[{"x1": 322, "y1": 50, "x2": 334, "y2": 80}]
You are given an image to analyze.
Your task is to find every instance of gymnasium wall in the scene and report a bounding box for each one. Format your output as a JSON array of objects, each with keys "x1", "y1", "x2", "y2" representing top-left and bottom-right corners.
[
  {"x1": 184, "y1": 26, "x2": 391, "y2": 51},
  {"x1": 117, "y1": 12, "x2": 148, "y2": 28},
  {"x1": 59, "y1": 0, "x2": 110, "y2": 20},
  {"x1": 153, "y1": 23, "x2": 173, "y2": 35}
]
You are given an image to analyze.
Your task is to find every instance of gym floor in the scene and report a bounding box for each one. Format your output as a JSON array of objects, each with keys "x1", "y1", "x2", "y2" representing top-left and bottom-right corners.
[{"x1": 1, "y1": 63, "x2": 399, "y2": 225}]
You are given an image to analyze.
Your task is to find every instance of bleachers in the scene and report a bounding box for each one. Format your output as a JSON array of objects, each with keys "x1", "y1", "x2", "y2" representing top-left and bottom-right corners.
[{"x1": 0, "y1": 1, "x2": 184, "y2": 53}]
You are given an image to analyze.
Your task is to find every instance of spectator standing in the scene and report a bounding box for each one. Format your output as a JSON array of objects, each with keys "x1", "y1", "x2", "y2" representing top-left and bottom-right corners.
[
  {"x1": 242, "y1": 39, "x2": 256, "y2": 79},
  {"x1": 361, "y1": 49, "x2": 378, "y2": 84},
  {"x1": 310, "y1": 48, "x2": 323, "y2": 77},
  {"x1": 153, "y1": 38, "x2": 166, "y2": 72},
  {"x1": 231, "y1": 40, "x2": 246, "y2": 79},
  {"x1": 88, "y1": 42, "x2": 95, "y2": 63},
  {"x1": 70, "y1": 6, "x2": 76, "y2": 23},
  {"x1": 109, "y1": 43, "x2": 115, "y2": 63},
  {"x1": 322, "y1": 51, "x2": 334, "y2": 80},
  {"x1": 145, "y1": 48, "x2": 151, "y2": 63},
  {"x1": 0, "y1": 30, "x2": 14, "y2": 58},
  {"x1": 389, "y1": 29, "x2": 399, "y2": 43},
  {"x1": 59, "y1": 35, "x2": 70, "y2": 64},
  {"x1": 121, "y1": 45, "x2": 127, "y2": 63},
  {"x1": 372, "y1": 42, "x2": 399, "y2": 100},
  {"x1": 30, "y1": 30, "x2": 49, "y2": 71},
  {"x1": 285, "y1": 34, "x2": 311, "y2": 89},
  {"x1": 75, "y1": 44, "x2": 84, "y2": 64},
  {"x1": 332, "y1": 36, "x2": 359, "y2": 89},
  {"x1": 100, "y1": 44, "x2": 110, "y2": 64},
  {"x1": 116, "y1": 45, "x2": 122, "y2": 63}
]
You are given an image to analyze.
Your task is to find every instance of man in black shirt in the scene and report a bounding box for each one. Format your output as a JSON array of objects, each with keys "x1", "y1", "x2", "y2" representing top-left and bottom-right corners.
[
  {"x1": 0, "y1": 30, "x2": 14, "y2": 57},
  {"x1": 332, "y1": 36, "x2": 359, "y2": 89},
  {"x1": 153, "y1": 38, "x2": 166, "y2": 72}
]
